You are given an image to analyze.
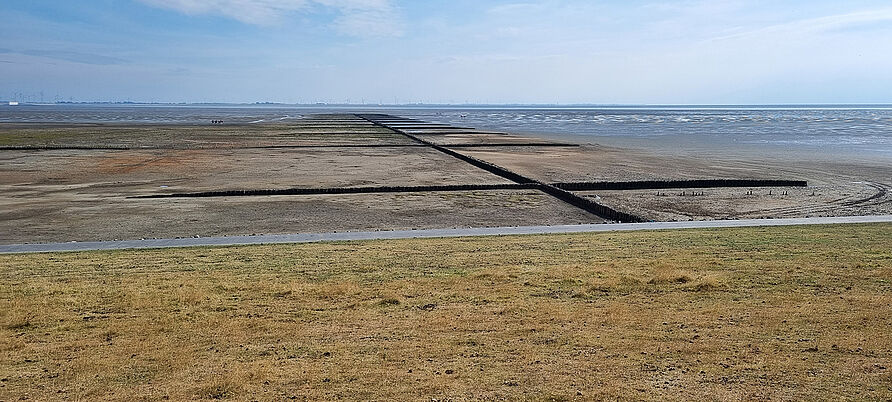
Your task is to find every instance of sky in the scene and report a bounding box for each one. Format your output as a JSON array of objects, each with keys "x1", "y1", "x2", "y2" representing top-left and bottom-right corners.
[{"x1": 1, "y1": 0, "x2": 891, "y2": 104}]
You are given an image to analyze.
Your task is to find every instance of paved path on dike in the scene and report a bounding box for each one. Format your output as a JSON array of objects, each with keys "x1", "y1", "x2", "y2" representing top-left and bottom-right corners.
[{"x1": 2, "y1": 215, "x2": 890, "y2": 254}]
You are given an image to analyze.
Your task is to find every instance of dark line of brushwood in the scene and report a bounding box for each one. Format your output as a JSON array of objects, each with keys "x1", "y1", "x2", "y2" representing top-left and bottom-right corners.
[
  {"x1": 536, "y1": 184, "x2": 644, "y2": 223},
  {"x1": 357, "y1": 114, "x2": 645, "y2": 223},
  {"x1": 400, "y1": 132, "x2": 511, "y2": 136},
  {"x1": 412, "y1": 136, "x2": 539, "y2": 184},
  {"x1": 132, "y1": 183, "x2": 538, "y2": 199},
  {"x1": 387, "y1": 127, "x2": 475, "y2": 130},
  {"x1": 448, "y1": 143, "x2": 577, "y2": 147},
  {"x1": 358, "y1": 114, "x2": 537, "y2": 184},
  {"x1": 134, "y1": 179, "x2": 808, "y2": 201},
  {"x1": 0, "y1": 144, "x2": 430, "y2": 151},
  {"x1": 0, "y1": 143, "x2": 578, "y2": 151},
  {"x1": 0, "y1": 145, "x2": 137, "y2": 150},
  {"x1": 554, "y1": 179, "x2": 808, "y2": 191},
  {"x1": 284, "y1": 128, "x2": 386, "y2": 130}
]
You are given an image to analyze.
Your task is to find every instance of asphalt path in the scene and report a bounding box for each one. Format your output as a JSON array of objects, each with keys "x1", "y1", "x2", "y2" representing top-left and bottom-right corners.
[{"x1": 2, "y1": 215, "x2": 890, "y2": 254}]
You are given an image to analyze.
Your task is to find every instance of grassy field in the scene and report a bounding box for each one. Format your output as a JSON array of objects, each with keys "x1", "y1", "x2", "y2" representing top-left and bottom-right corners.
[{"x1": 2, "y1": 224, "x2": 891, "y2": 400}]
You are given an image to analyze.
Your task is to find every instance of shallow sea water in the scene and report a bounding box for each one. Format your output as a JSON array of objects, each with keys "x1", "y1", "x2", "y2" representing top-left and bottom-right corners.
[{"x1": 2, "y1": 104, "x2": 891, "y2": 154}]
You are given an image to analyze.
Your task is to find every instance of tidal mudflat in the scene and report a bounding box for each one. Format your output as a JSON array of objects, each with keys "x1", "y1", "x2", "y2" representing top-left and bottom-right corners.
[{"x1": 1, "y1": 113, "x2": 889, "y2": 244}]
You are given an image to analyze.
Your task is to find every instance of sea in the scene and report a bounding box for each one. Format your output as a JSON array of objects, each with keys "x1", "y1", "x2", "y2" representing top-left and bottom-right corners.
[{"x1": 2, "y1": 103, "x2": 891, "y2": 154}]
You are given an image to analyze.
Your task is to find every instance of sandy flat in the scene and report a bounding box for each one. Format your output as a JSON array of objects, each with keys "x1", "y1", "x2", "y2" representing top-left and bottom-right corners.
[
  {"x1": 1, "y1": 114, "x2": 889, "y2": 243},
  {"x1": 458, "y1": 144, "x2": 892, "y2": 221},
  {"x1": 0, "y1": 190, "x2": 601, "y2": 243},
  {"x1": 0, "y1": 146, "x2": 512, "y2": 195}
]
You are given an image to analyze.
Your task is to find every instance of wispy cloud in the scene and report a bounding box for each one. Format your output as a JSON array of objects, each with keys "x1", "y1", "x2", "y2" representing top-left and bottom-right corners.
[
  {"x1": 331, "y1": 6, "x2": 402, "y2": 37},
  {"x1": 4, "y1": 1, "x2": 889, "y2": 103},
  {"x1": 139, "y1": 0, "x2": 310, "y2": 24},
  {"x1": 138, "y1": 0, "x2": 401, "y2": 36},
  {"x1": 707, "y1": 7, "x2": 892, "y2": 42}
]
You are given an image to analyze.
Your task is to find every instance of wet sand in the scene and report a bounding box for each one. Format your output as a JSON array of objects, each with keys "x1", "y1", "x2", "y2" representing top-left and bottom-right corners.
[
  {"x1": 0, "y1": 115, "x2": 600, "y2": 243},
  {"x1": 457, "y1": 144, "x2": 890, "y2": 220},
  {"x1": 491, "y1": 130, "x2": 892, "y2": 221},
  {"x1": 1, "y1": 114, "x2": 889, "y2": 243}
]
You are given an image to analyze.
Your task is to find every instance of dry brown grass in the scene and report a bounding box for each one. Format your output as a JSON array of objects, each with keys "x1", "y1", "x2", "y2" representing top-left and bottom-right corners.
[{"x1": 1, "y1": 223, "x2": 891, "y2": 400}]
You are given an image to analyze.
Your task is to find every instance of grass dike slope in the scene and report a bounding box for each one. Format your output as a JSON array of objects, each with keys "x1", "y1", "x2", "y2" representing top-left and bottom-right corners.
[{"x1": 1, "y1": 223, "x2": 891, "y2": 400}]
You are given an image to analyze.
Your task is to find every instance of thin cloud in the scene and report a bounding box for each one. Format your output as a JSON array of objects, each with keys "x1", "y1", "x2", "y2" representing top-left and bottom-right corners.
[
  {"x1": 138, "y1": 0, "x2": 401, "y2": 36},
  {"x1": 707, "y1": 7, "x2": 892, "y2": 42},
  {"x1": 332, "y1": 7, "x2": 402, "y2": 37},
  {"x1": 139, "y1": 0, "x2": 311, "y2": 24}
]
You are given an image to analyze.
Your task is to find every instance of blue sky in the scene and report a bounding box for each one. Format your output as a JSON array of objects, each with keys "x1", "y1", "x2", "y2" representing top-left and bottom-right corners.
[{"x1": 1, "y1": 0, "x2": 891, "y2": 104}]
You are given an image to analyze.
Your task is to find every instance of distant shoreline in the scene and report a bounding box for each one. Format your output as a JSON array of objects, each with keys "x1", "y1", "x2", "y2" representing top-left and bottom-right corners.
[
  {"x1": 3, "y1": 106, "x2": 891, "y2": 156},
  {"x1": 4, "y1": 102, "x2": 892, "y2": 110}
]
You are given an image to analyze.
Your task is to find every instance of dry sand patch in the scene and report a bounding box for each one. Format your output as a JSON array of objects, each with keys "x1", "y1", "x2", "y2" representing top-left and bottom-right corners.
[
  {"x1": 0, "y1": 123, "x2": 407, "y2": 148},
  {"x1": 0, "y1": 190, "x2": 600, "y2": 243},
  {"x1": 1, "y1": 147, "x2": 512, "y2": 195}
]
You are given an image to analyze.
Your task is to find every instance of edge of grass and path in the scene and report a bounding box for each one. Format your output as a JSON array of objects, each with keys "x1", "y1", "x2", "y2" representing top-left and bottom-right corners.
[{"x1": 2, "y1": 223, "x2": 891, "y2": 400}]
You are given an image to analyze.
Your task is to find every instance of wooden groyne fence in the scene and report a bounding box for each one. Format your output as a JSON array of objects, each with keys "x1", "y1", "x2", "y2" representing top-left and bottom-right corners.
[
  {"x1": 132, "y1": 184, "x2": 536, "y2": 199},
  {"x1": 554, "y1": 179, "x2": 808, "y2": 191},
  {"x1": 132, "y1": 114, "x2": 808, "y2": 224},
  {"x1": 358, "y1": 114, "x2": 648, "y2": 222}
]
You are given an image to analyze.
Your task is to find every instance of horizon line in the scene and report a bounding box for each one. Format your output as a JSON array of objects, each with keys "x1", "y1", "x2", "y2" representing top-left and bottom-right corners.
[{"x1": 5, "y1": 101, "x2": 892, "y2": 108}]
